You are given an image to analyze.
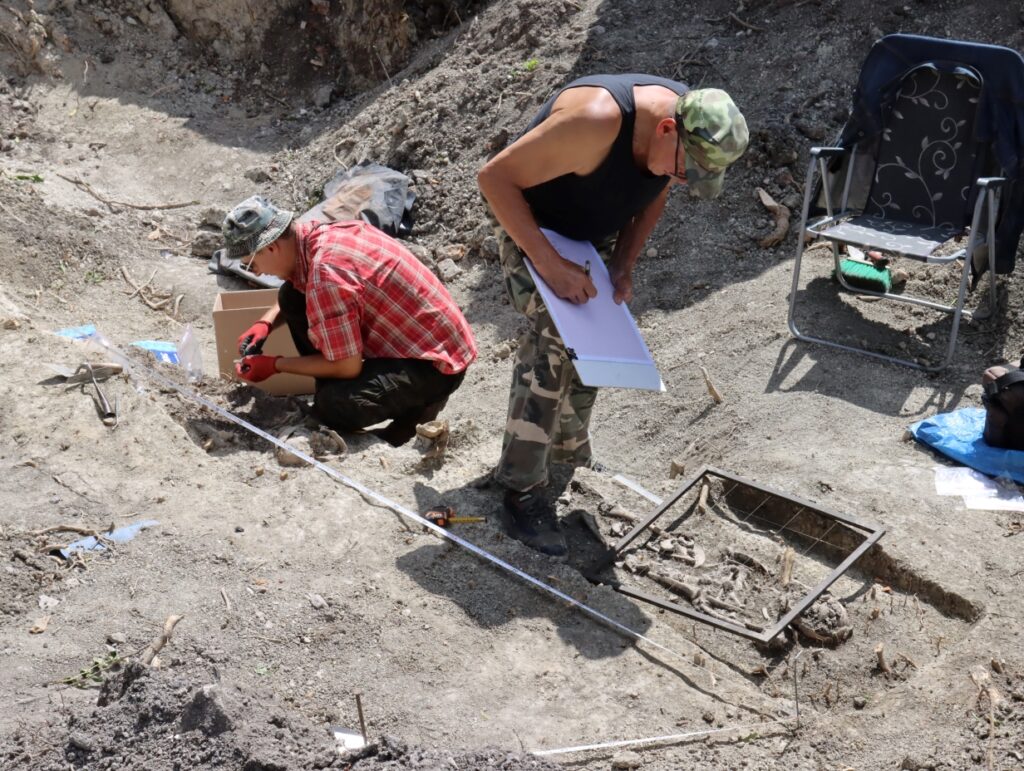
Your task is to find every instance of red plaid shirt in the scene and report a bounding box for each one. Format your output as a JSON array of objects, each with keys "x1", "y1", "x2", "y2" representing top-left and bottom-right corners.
[{"x1": 292, "y1": 221, "x2": 477, "y2": 374}]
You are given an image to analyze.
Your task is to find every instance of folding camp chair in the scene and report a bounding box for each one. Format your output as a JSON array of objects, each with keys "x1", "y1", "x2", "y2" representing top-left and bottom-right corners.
[{"x1": 787, "y1": 52, "x2": 1004, "y2": 371}]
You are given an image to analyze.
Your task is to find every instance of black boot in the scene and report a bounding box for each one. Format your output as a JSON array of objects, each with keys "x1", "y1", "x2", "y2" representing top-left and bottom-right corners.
[
  {"x1": 502, "y1": 488, "x2": 568, "y2": 559},
  {"x1": 373, "y1": 397, "x2": 450, "y2": 447}
]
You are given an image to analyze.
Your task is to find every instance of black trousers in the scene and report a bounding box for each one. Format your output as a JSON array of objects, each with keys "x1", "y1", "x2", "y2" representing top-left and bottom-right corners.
[{"x1": 278, "y1": 283, "x2": 466, "y2": 439}]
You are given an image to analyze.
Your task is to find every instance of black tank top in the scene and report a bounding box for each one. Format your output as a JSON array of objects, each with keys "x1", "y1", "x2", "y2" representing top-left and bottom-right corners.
[{"x1": 521, "y1": 74, "x2": 688, "y2": 243}]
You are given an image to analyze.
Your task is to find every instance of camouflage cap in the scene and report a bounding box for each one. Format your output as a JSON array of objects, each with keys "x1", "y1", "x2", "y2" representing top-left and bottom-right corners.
[
  {"x1": 675, "y1": 88, "x2": 749, "y2": 199},
  {"x1": 222, "y1": 195, "x2": 294, "y2": 261}
]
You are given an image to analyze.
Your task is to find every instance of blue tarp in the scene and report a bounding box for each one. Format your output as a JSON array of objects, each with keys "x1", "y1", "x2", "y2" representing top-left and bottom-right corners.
[{"x1": 908, "y1": 408, "x2": 1024, "y2": 485}]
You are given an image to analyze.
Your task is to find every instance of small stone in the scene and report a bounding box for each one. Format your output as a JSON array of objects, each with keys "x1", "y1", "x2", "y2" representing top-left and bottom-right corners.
[
  {"x1": 68, "y1": 732, "x2": 96, "y2": 753},
  {"x1": 244, "y1": 167, "x2": 272, "y2": 183},
  {"x1": 38, "y1": 594, "x2": 59, "y2": 610},
  {"x1": 437, "y1": 258, "x2": 462, "y2": 282},
  {"x1": 492, "y1": 342, "x2": 511, "y2": 360},
  {"x1": 308, "y1": 593, "x2": 328, "y2": 610},
  {"x1": 611, "y1": 750, "x2": 641, "y2": 769},
  {"x1": 901, "y1": 756, "x2": 922, "y2": 770},
  {"x1": 853, "y1": 696, "x2": 867, "y2": 709},
  {"x1": 234, "y1": 526, "x2": 245, "y2": 533},
  {"x1": 190, "y1": 230, "x2": 222, "y2": 258},
  {"x1": 645, "y1": 247, "x2": 658, "y2": 258},
  {"x1": 438, "y1": 243, "x2": 467, "y2": 262},
  {"x1": 406, "y1": 243, "x2": 436, "y2": 269},
  {"x1": 702, "y1": 710, "x2": 715, "y2": 723},
  {"x1": 106, "y1": 632, "x2": 127, "y2": 645},
  {"x1": 200, "y1": 207, "x2": 227, "y2": 229},
  {"x1": 313, "y1": 85, "x2": 333, "y2": 108},
  {"x1": 481, "y1": 235, "x2": 498, "y2": 259}
]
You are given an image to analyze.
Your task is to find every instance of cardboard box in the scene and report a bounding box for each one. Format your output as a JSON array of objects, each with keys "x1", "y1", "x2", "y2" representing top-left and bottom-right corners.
[{"x1": 212, "y1": 289, "x2": 315, "y2": 395}]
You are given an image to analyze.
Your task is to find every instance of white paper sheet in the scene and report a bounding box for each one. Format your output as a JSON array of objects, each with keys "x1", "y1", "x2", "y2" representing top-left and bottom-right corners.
[
  {"x1": 962, "y1": 494, "x2": 1024, "y2": 512},
  {"x1": 523, "y1": 228, "x2": 665, "y2": 392},
  {"x1": 933, "y1": 466, "x2": 1004, "y2": 497},
  {"x1": 933, "y1": 466, "x2": 1024, "y2": 511}
]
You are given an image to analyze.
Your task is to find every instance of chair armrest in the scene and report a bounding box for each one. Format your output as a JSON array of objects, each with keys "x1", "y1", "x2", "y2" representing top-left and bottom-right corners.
[
  {"x1": 809, "y1": 147, "x2": 848, "y2": 158},
  {"x1": 977, "y1": 177, "x2": 1006, "y2": 190}
]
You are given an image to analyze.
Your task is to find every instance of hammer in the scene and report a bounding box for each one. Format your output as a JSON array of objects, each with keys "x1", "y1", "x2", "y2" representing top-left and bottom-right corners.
[{"x1": 424, "y1": 506, "x2": 484, "y2": 528}]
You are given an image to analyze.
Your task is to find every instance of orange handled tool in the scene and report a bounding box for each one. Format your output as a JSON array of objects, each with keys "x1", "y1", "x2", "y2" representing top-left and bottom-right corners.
[{"x1": 424, "y1": 506, "x2": 485, "y2": 528}]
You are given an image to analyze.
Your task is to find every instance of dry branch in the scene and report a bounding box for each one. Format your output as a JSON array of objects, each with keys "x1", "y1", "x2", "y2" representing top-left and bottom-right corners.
[
  {"x1": 56, "y1": 173, "x2": 198, "y2": 212},
  {"x1": 699, "y1": 365, "x2": 724, "y2": 404},
  {"x1": 698, "y1": 482, "x2": 710, "y2": 514},
  {"x1": 874, "y1": 642, "x2": 891, "y2": 674},
  {"x1": 140, "y1": 614, "x2": 184, "y2": 666},
  {"x1": 778, "y1": 547, "x2": 795, "y2": 587},
  {"x1": 755, "y1": 187, "x2": 791, "y2": 248}
]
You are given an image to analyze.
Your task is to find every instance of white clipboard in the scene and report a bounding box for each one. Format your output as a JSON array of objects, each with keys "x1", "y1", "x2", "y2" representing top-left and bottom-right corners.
[{"x1": 522, "y1": 228, "x2": 665, "y2": 392}]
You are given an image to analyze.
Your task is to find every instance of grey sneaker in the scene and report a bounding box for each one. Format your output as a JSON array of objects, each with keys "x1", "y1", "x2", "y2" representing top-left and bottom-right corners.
[{"x1": 503, "y1": 489, "x2": 568, "y2": 559}]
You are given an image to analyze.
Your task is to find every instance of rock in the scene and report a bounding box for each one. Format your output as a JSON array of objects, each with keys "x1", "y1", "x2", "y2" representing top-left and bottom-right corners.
[
  {"x1": 492, "y1": 342, "x2": 511, "y2": 360},
  {"x1": 437, "y1": 258, "x2": 462, "y2": 282},
  {"x1": 68, "y1": 732, "x2": 96, "y2": 753},
  {"x1": 244, "y1": 167, "x2": 272, "y2": 183},
  {"x1": 853, "y1": 696, "x2": 867, "y2": 709},
  {"x1": 38, "y1": 594, "x2": 59, "y2": 610},
  {"x1": 191, "y1": 230, "x2": 222, "y2": 258},
  {"x1": 438, "y1": 243, "x2": 467, "y2": 262},
  {"x1": 646, "y1": 247, "x2": 658, "y2": 258},
  {"x1": 106, "y1": 632, "x2": 127, "y2": 645},
  {"x1": 611, "y1": 750, "x2": 642, "y2": 769},
  {"x1": 199, "y1": 207, "x2": 227, "y2": 229},
  {"x1": 901, "y1": 756, "x2": 922, "y2": 770},
  {"x1": 481, "y1": 235, "x2": 498, "y2": 259},
  {"x1": 313, "y1": 84, "x2": 333, "y2": 108},
  {"x1": 406, "y1": 243, "x2": 436, "y2": 270},
  {"x1": 179, "y1": 684, "x2": 236, "y2": 736},
  {"x1": 307, "y1": 593, "x2": 328, "y2": 610}
]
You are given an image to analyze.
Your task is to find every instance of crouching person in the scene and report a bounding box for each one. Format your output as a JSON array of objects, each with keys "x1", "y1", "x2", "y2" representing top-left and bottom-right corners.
[{"x1": 222, "y1": 196, "x2": 477, "y2": 446}]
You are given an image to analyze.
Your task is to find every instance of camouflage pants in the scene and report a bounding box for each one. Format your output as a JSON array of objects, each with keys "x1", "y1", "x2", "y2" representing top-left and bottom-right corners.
[{"x1": 490, "y1": 215, "x2": 613, "y2": 492}]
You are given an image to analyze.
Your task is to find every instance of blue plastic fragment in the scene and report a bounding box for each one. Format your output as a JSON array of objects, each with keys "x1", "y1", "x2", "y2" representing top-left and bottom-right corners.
[
  {"x1": 59, "y1": 519, "x2": 160, "y2": 559},
  {"x1": 131, "y1": 340, "x2": 180, "y2": 364},
  {"x1": 908, "y1": 408, "x2": 1024, "y2": 485},
  {"x1": 55, "y1": 324, "x2": 97, "y2": 340}
]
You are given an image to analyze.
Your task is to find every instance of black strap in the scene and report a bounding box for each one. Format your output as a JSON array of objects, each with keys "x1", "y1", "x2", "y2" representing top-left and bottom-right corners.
[{"x1": 994, "y1": 369, "x2": 1024, "y2": 392}]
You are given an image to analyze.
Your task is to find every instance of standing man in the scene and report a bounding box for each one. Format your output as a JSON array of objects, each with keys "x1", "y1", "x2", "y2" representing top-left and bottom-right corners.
[
  {"x1": 478, "y1": 75, "x2": 748, "y2": 557},
  {"x1": 223, "y1": 196, "x2": 477, "y2": 446}
]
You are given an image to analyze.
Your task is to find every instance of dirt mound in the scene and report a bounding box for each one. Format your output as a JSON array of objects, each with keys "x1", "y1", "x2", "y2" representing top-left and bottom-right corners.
[{"x1": 0, "y1": 662, "x2": 561, "y2": 770}]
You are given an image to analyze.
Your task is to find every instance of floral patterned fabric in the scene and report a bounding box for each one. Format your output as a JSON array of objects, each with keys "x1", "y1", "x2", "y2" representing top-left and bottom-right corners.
[{"x1": 822, "y1": 63, "x2": 983, "y2": 259}]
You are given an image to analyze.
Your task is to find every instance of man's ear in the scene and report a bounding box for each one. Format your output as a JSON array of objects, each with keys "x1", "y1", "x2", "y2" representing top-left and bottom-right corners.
[{"x1": 658, "y1": 117, "x2": 678, "y2": 137}]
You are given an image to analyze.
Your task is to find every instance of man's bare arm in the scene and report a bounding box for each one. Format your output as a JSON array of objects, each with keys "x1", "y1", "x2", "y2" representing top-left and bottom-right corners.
[
  {"x1": 276, "y1": 353, "x2": 363, "y2": 380},
  {"x1": 608, "y1": 185, "x2": 671, "y2": 303},
  {"x1": 478, "y1": 92, "x2": 620, "y2": 303}
]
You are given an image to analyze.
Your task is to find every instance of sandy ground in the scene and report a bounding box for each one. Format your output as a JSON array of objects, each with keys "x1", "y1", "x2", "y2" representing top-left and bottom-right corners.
[{"x1": 2, "y1": 0, "x2": 1024, "y2": 769}]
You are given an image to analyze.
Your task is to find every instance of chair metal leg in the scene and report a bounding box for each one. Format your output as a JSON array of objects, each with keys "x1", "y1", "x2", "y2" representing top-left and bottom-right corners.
[
  {"x1": 985, "y1": 187, "x2": 999, "y2": 317},
  {"x1": 789, "y1": 181, "x2": 995, "y2": 372}
]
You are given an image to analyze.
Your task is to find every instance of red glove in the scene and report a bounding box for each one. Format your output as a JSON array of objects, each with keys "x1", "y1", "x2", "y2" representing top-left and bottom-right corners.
[
  {"x1": 236, "y1": 355, "x2": 280, "y2": 383},
  {"x1": 237, "y1": 320, "x2": 271, "y2": 356}
]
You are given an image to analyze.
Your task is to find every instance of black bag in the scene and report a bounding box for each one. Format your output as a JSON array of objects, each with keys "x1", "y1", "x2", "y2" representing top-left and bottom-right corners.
[{"x1": 982, "y1": 365, "x2": 1024, "y2": 450}]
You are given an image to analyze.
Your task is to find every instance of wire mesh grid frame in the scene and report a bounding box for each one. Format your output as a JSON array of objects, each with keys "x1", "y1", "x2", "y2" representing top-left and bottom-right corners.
[{"x1": 593, "y1": 466, "x2": 886, "y2": 643}]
